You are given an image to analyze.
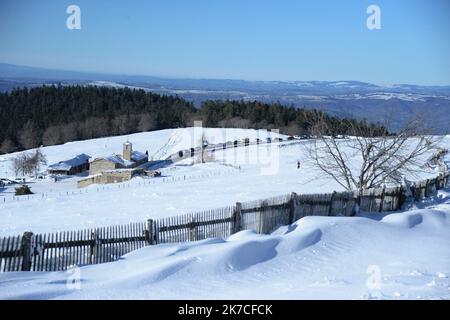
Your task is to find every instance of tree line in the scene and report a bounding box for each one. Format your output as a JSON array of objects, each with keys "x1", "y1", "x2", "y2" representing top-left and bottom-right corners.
[
  {"x1": 0, "y1": 85, "x2": 387, "y2": 154},
  {"x1": 199, "y1": 100, "x2": 387, "y2": 137}
]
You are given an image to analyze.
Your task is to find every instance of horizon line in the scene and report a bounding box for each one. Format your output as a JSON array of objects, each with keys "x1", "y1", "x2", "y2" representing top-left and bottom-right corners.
[{"x1": 1, "y1": 61, "x2": 450, "y2": 88}]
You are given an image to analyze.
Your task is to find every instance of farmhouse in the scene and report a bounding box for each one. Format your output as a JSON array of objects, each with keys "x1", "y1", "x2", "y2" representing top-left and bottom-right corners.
[
  {"x1": 47, "y1": 154, "x2": 91, "y2": 175},
  {"x1": 89, "y1": 142, "x2": 148, "y2": 175},
  {"x1": 77, "y1": 142, "x2": 152, "y2": 188}
]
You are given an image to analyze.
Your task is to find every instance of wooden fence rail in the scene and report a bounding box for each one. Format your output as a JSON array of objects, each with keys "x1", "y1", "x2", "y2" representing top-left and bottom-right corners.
[{"x1": 1, "y1": 172, "x2": 448, "y2": 272}]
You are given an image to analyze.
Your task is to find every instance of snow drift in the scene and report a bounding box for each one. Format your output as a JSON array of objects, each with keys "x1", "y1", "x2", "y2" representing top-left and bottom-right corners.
[{"x1": 1, "y1": 189, "x2": 449, "y2": 300}]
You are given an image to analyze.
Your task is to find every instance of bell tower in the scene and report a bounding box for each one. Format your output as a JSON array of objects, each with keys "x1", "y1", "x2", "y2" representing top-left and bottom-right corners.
[{"x1": 123, "y1": 142, "x2": 132, "y2": 161}]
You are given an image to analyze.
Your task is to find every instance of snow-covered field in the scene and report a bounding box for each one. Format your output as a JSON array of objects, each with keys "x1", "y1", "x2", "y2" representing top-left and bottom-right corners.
[
  {"x1": 0, "y1": 128, "x2": 449, "y2": 300},
  {"x1": 0, "y1": 128, "x2": 447, "y2": 236},
  {"x1": 0, "y1": 189, "x2": 449, "y2": 300}
]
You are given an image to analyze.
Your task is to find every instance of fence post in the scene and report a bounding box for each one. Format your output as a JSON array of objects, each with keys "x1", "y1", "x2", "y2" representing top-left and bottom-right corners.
[
  {"x1": 369, "y1": 189, "x2": 376, "y2": 212},
  {"x1": 408, "y1": 181, "x2": 416, "y2": 202},
  {"x1": 328, "y1": 192, "x2": 336, "y2": 216},
  {"x1": 259, "y1": 200, "x2": 268, "y2": 234},
  {"x1": 421, "y1": 180, "x2": 426, "y2": 198},
  {"x1": 146, "y1": 219, "x2": 155, "y2": 245},
  {"x1": 189, "y1": 214, "x2": 197, "y2": 242},
  {"x1": 289, "y1": 193, "x2": 297, "y2": 224},
  {"x1": 398, "y1": 178, "x2": 413, "y2": 209},
  {"x1": 349, "y1": 191, "x2": 358, "y2": 216},
  {"x1": 379, "y1": 186, "x2": 386, "y2": 212},
  {"x1": 20, "y1": 232, "x2": 33, "y2": 271},
  {"x1": 233, "y1": 202, "x2": 242, "y2": 234},
  {"x1": 355, "y1": 190, "x2": 362, "y2": 215},
  {"x1": 438, "y1": 174, "x2": 444, "y2": 189},
  {"x1": 89, "y1": 231, "x2": 97, "y2": 265}
]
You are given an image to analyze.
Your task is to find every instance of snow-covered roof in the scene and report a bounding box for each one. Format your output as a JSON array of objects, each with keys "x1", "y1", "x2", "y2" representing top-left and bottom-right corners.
[
  {"x1": 94, "y1": 150, "x2": 147, "y2": 167},
  {"x1": 104, "y1": 168, "x2": 137, "y2": 173},
  {"x1": 131, "y1": 151, "x2": 147, "y2": 162},
  {"x1": 48, "y1": 154, "x2": 91, "y2": 171},
  {"x1": 104, "y1": 154, "x2": 128, "y2": 166}
]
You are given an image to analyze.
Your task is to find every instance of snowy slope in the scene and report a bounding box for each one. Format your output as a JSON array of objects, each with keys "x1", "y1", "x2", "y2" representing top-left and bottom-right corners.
[
  {"x1": 1, "y1": 189, "x2": 449, "y2": 300},
  {"x1": 0, "y1": 129, "x2": 446, "y2": 237},
  {"x1": 0, "y1": 127, "x2": 284, "y2": 177}
]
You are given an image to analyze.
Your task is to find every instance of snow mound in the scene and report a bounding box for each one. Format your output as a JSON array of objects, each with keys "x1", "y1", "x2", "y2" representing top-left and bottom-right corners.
[
  {"x1": 382, "y1": 209, "x2": 449, "y2": 228},
  {"x1": 275, "y1": 227, "x2": 323, "y2": 254},
  {"x1": 382, "y1": 213, "x2": 424, "y2": 228},
  {"x1": 2, "y1": 200, "x2": 449, "y2": 300},
  {"x1": 221, "y1": 238, "x2": 280, "y2": 271}
]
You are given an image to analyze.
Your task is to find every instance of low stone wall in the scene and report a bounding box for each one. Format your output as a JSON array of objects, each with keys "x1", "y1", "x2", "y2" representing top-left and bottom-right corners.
[
  {"x1": 77, "y1": 168, "x2": 161, "y2": 188},
  {"x1": 77, "y1": 175, "x2": 98, "y2": 188},
  {"x1": 77, "y1": 169, "x2": 141, "y2": 188}
]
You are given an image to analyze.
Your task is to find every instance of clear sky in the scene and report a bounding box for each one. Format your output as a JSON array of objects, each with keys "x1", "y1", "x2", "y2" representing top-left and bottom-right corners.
[{"x1": 0, "y1": 0, "x2": 449, "y2": 85}]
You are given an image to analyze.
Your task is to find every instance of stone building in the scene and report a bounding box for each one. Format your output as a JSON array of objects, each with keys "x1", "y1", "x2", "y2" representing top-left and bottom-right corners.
[
  {"x1": 47, "y1": 154, "x2": 91, "y2": 175},
  {"x1": 77, "y1": 142, "x2": 150, "y2": 188},
  {"x1": 89, "y1": 142, "x2": 148, "y2": 176}
]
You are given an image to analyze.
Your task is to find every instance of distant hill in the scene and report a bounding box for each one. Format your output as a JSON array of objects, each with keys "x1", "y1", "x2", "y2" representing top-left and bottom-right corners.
[{"x1": 1, "y1": 63, "x2": 449, "y2": 133}]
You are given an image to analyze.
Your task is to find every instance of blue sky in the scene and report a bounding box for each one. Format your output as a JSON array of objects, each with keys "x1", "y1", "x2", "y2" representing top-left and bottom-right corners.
[{"x1": 0, "y1": 0, "x2": 449, "y2": 85}]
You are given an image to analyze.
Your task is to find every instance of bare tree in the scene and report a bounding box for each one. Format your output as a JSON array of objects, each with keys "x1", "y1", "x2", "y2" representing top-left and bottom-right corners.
[
  {"x1": 138, "y1": 113, "x2": 157, "y2": 132},
  {"x1": 18, "y1": 121, "x2": 39, "y2": 150},
  {"x1": 60, "y1": 122, "x2": 79, "y2": 142},
  {"x1": 0, "y1": 138, "x2": 17, "y2": 154},
  {"x1": 218, "y1": 117, "x2": 251, "y2": 129},
  {"x1": 12, "y1": 155, "x2": 24, "y2": 177},
  {"x1": 80, "y1": 117, "x2": 110, "y2": 139},
  {"x1": 30, "y1": 148, "x2": 47, "y2": 177},
  {"x1": 112, "y1": 115, "x2": 129, "y2": 135},
  {"x1": 11, "y1": 148, "x2": 47, "y2": 177},
  {"x1": 303, "y1": 116, "x2": 440, "y2": 192},
  {"x1": 12, "y1": 153, "x2": 32, "y2": 177},
  {"x1": 42, "y1": 126, "x2": 63, "y2": 146}
]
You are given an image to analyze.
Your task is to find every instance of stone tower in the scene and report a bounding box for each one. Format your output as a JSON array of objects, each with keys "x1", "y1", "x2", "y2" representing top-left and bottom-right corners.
[{"x1": 123, "y1": 142, "x2": 132, "y2": 161}]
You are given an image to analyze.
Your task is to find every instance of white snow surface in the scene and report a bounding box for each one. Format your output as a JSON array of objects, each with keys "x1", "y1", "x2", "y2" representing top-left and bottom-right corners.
[
  {"x1": 0, "y1": 128, "x2": 449, "y2": 299},
  {"x1": 0, "y1": 189, "x2": 449, "y2": 300},
  {"x1": 0, "y1": 128, "x2": 446, "y2": 237}
]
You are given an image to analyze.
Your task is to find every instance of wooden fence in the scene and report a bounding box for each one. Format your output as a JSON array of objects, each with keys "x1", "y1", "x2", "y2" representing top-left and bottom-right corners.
[{"x1": 1, "y1": 172, "x2": 448, "y2": 272}]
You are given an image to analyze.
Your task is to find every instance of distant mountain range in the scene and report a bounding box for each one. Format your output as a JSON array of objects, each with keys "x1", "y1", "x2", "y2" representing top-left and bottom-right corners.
[{"x1": 1, "y1": 63, "x2": 449, "y2": 133}]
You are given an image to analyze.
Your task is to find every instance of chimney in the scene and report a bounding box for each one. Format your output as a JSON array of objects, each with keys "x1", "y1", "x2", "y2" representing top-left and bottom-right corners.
[{"x1": 123, "y1": 141, "x2": 132, "y2": 161}]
